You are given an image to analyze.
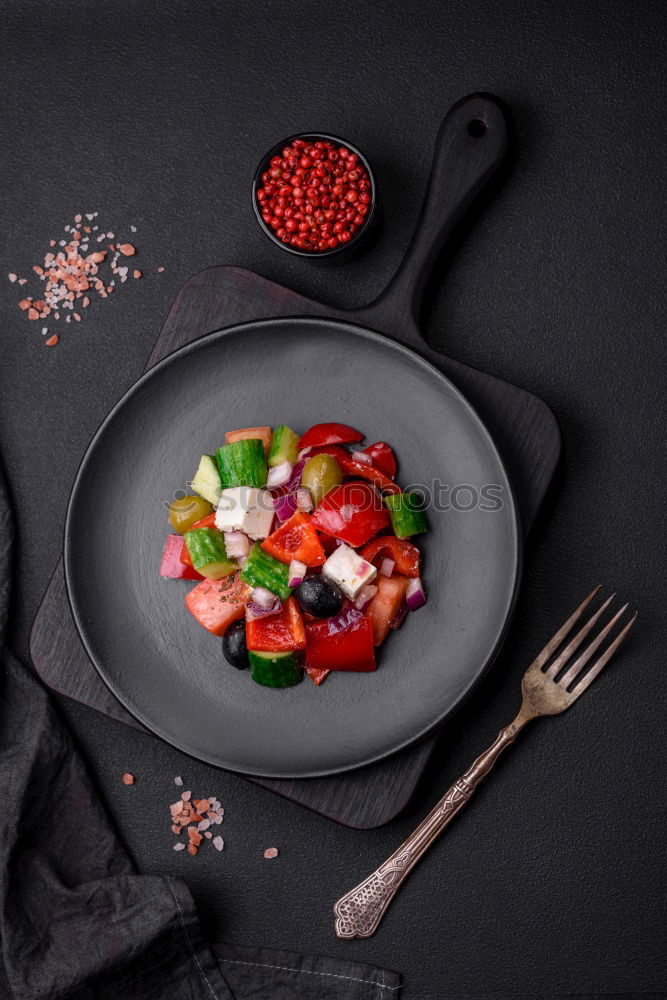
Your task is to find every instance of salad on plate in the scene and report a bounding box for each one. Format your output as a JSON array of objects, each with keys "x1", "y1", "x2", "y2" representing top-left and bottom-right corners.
[{"x1": 160, "y1": 422, "x2": 428, "y2": 688}]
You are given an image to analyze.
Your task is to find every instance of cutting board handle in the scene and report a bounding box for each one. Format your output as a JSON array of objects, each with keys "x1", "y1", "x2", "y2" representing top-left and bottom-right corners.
[{"x1": 353, "y1": 93, "x2": 511, "y2": 346}]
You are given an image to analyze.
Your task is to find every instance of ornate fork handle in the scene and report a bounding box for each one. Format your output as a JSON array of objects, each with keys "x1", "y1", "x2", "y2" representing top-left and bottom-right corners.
[{"x1": 334, "y1": 715, "x2": 528, "y2": 939}]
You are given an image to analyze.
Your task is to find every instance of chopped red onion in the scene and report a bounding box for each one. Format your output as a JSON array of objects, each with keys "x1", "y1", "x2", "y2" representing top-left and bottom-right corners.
[
  {"x1": 351, "y1": 450, "x2": 372, "y2": 464},
  {"x1": 252, "y1": 586, "x2": 278, "y2": 610},
  {"x1": 224, "y1": 531, "x2": 250, "y2": 559},
  {"x1": 246, "y1": 598, "x2": 282, "y2": 620},
  {"x1": 267, "y1": 460, "x2": 293, "y2": 489},
  {"x1": 297, "y1": 447, "x2": 312, "y2": 461},
  {"x1": 406, "y1": 576, "x2": 427, "y2": 611},
  {"x1": 326, "y1": 603, "x2": 365, "y2": 635},
  {"x1": 295, "y1": 487, "x2": 313, "y2": 512},
  {"x1": 379, "y1": 557, "x2": 395, "y2": 578},
  {"x1": 389, "y1": 601, "x2": 409, "y2": 630},
  {"x1": 354, "y1": 584, "x2": 378, "y2": 610},
  {"x1": 288, "y1": 559, "x2": 307, "y2": 587},
  {"x1": 287, "y1": 458, "x2": 307, "y2": 490},
  {"x1": 274, "y1": 459, "x2": 308, "y2": 522},
  {"x1": 274, "y1": 490, "x2": 298, "y2": 522}
]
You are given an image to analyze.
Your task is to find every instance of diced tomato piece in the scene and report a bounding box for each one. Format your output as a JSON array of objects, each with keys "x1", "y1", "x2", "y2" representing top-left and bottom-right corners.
[
  {"x1": 246, "y1": 596, "x2": 306, "y2": 652},
  {"x1": 311, "y1": 481, "x2": 390, "y2": 547},
  {"x1": 185, "y1": 574, "x2": 251, "y2": 636},
  {"x1": 299, "y1": 422, "x2": 364, "y2": 449},
  {"x1": 365, "y1": 575, "x2": 410, "y2": 645},
  {"x1": 225, "y1": 426, "x2": 272, "y2": 456},
  {"x1": 260, "y1": 511, "x2": 326, "y2": 567},
  {"x1": 305, "y1": 613, "x2": 376, "y2": 671},
  {"x1": 362, "y1": 441, "x2": 397, "y2": 479},
  {"x1": 360, "y1": 536, "x2": 421, "y2": 577},
  {"x1": 160, "y1": 535, "x2": 203, "y2": 580},
  {"x1": 305, "y1": 665, "x2": 331, "y2": 686},
  {"x1": 301, "y1": 444, "x2": 400, "y2": 495}
]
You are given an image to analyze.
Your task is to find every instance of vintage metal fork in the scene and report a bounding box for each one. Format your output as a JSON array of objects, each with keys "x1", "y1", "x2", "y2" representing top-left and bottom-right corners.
[{"x1": 334, "y1": 587, "x2": 636, "y2": 939}]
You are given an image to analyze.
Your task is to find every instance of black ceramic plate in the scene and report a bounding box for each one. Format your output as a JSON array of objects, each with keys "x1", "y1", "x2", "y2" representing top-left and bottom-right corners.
[{"x1": 64, "y1": 317, "x2": 520, "y2": 778}]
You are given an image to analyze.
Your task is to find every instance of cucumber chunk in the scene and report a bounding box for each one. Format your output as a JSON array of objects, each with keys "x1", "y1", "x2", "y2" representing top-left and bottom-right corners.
[
  {"x1": 384, "y1": 492, "x2": 428, "y2": 538},
  {"x1": 184, "y1": 527, "x2": 238, "y2": 579},
  {"x1": 191, "y1": 455, "x2": 222, "y2": 506},
  {"x1": 240, "y1": 543, "x2": 291, "y2": 600},
  {"x1": 216, "y1": 439, "x2": 268, "y2": 488},
  {"x1": 267, "y1": 425, "x2": 300, "y2": 468},
  {"x1": 248, "y1": 650, "x2": 302, "y2": 687}
]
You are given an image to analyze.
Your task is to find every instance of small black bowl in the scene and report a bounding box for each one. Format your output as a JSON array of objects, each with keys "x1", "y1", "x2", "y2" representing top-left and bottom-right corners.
[{"x1": 252, "y1": 132, "x2": 378, "y2": 262}]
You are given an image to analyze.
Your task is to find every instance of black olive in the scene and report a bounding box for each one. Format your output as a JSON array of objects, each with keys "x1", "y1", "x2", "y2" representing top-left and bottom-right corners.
[
  {"x1": 222, "y1": 620, "x2": 249, "y2": 669},
  {"x1": 295, "y1": 575, "x2": 344, "y2": 618}
]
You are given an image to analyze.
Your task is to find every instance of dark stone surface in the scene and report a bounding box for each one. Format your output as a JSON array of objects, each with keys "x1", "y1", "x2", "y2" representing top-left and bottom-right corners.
[{"x1": 0, "y1": 1, "x2": 664, "y2": 996}]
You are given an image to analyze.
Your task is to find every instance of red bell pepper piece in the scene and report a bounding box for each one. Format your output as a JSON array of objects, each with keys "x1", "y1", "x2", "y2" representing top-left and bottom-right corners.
[
  {"x1": 185, "y1": 574, "x2": 251, "y2": 635},
  {"x1": 260, "y1": 511, "x2": 326, "y2": 567},
  {"x1": 305, "y1": 665, "x2": 331, "y2": 686},
  {"x1": 191, "y1": 512, "x2": 217, "y2": 530},
  {"x1": 298, "y1": 422, "x2": 363, "y2": 449},
  {"x1": 360, "y1": 536, "x2": 421, "y2": 577},
  {"x1": 311, "y1": 481, "x2": 390, "y2": 547},
  {"x1": 305, "y1": 614, "x2": 376, "y2": 671},
  {"x1": 362, "y1": 441, "x2": 397, "y2": 479},
  {"x1": 246, "y1": 596, "x2": 307, "y2": 652},
  {"x1": 160, "y1": 535, "x2": 203, "y2": 580},
  {"x1": 301, "y1": 444, "x2": 401, "y2": 495}
]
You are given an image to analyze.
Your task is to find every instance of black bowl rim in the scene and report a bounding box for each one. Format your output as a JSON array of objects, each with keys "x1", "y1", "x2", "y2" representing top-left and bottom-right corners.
[{"x1": 251, "y1": 131, "x2": 377, "y2": 258}]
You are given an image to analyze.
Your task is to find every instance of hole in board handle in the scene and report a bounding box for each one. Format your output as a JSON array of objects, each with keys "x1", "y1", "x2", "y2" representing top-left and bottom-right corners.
[{"x1": 467, "y1": 119, "x2": 487, "y2": 138}]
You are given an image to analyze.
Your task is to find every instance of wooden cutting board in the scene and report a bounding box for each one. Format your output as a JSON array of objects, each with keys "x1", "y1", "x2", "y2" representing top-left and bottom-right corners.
[
  {"x1": 31, "y1": 96, "x2": 561, "y2": 826},
  {"x1": 31, "y1": 264, "x2": 560, "y2": 828}
]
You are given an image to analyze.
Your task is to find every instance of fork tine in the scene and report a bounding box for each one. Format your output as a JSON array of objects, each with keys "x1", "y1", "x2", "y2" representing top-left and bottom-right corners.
[
  {"x1": 568, "y1": 612, "x2": 637, "y2": 697},
  {"x1": 531, "y1": 586, "x2": 601, "y2": 672},
  {"x1": 559, "y1": 603, "x2": 629, "y2": 688},
  {"x1": 545, "y1": 594, "x2": 615, "y2": 677}
]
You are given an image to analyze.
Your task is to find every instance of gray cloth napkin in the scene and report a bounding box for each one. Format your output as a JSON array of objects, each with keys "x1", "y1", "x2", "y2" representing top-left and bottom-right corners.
[{"x1": 0, "y1": 462, "x2": 400, "y2": 1000}]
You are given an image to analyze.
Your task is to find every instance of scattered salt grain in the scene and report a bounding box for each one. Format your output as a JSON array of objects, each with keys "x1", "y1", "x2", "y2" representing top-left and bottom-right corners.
[
  {"x1": 122, "y1": 773, "x2": 135, "y2": 785},
  {"x1": 263, "y1": 847, "x2": 279, "y2": 859},
  {"x1": 174, "y1": 776, "x2": 183, "y2": 786},
  {"x1": 11, "y1": 211, "x2": 152, "y2": 346},
  {"x1": 173, "y1": 843, "x2": 185, "y2": 851},
  {"x1": 157, "y1": 266, "x2": 165, "y2": 272},
  {"x1": 169, "y1": 786, "x2": 226, "y2": 857},
  {"x1": 213, "y1": 836, "x2": 224, "y2": 852}
]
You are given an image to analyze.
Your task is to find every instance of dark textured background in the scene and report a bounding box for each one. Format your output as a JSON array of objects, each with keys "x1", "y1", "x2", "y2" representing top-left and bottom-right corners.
[{"x1": 1, "y1": 2, "x2": 665, "y2": 996}]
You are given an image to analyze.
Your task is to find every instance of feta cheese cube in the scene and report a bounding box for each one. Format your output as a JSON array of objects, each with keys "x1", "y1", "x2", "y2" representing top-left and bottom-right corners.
[
  {"x1": 215, "y1": 487, "x2": 274, "y2": 540},
  {"x1": 322, "y1": 543, "x2": 377, "y2": 599}
]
